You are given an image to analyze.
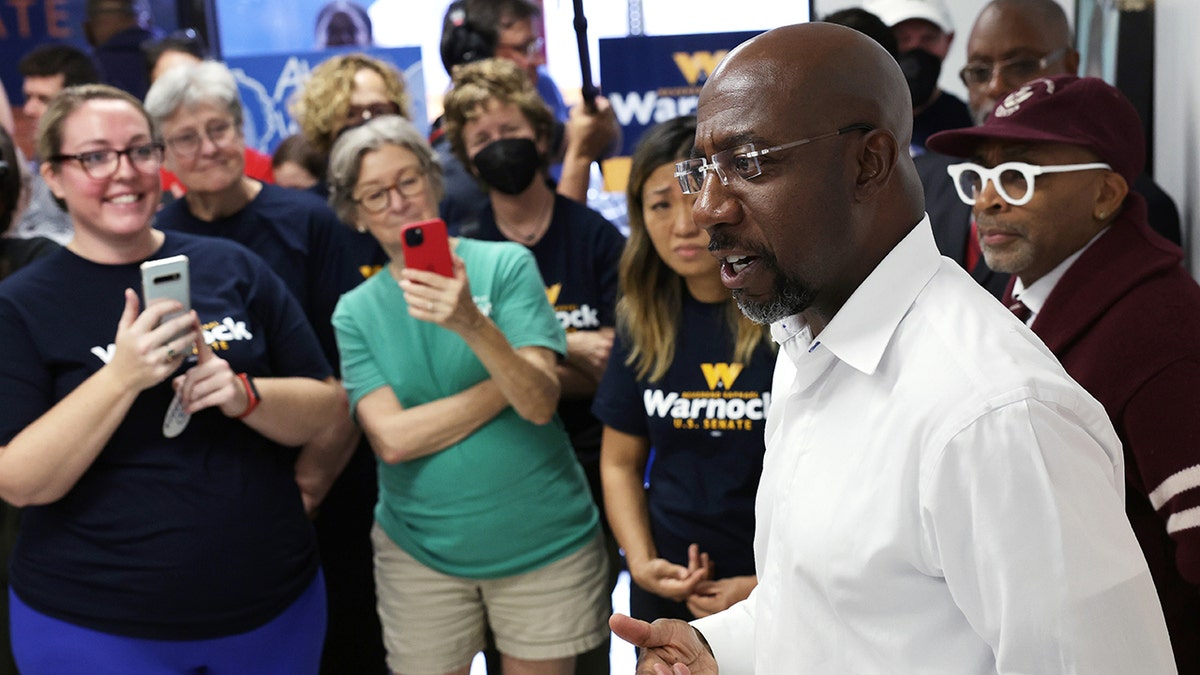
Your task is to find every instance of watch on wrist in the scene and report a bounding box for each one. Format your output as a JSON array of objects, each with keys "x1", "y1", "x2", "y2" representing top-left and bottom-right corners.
[{"x1": 234, "y1": 372, "x2": 262, "y2": 419}]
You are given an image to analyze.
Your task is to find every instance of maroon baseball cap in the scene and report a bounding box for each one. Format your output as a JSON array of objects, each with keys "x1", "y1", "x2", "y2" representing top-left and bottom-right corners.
[{"x1": 926, "y1": 75, "x2": 1145, "y2": 184}]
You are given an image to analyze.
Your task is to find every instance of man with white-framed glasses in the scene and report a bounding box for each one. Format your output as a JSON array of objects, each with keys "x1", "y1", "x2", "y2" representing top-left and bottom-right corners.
[
  {"x1": 929, "y1": 74, "x2": 1200, "y2": 673},
  {"x1": 917, "y1": 0, "x2": 1178, "y2": 302}
]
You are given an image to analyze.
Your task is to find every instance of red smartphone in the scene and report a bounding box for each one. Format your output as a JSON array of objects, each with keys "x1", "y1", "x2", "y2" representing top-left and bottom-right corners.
[{"x1": 400, "y1": 218, "x2": 453, "y2": 277}]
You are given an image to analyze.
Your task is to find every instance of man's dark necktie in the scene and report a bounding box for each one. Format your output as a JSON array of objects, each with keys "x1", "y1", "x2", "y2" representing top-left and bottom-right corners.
[{"x1": 1009, "y1": 299, "x2": 1031, "y2": 322}]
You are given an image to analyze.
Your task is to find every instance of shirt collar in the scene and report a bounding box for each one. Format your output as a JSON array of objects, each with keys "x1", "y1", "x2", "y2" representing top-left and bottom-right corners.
[
  {"x1": 772, "y1": 215, "x2": 941, "y2": 375},
  {"x1": 1012, "y1": 227, "x2": 1109, "y2": 320}
]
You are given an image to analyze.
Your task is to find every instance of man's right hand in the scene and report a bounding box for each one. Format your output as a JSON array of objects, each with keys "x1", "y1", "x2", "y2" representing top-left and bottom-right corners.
[{"x1": 610, "y1": 614, "x2": 719, "y2": 675}]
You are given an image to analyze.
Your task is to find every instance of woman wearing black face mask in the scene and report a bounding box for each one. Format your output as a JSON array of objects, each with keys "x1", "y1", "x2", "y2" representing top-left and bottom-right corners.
[{"x1": 443, "y1": 58, "x2": 628, "y2": 670}]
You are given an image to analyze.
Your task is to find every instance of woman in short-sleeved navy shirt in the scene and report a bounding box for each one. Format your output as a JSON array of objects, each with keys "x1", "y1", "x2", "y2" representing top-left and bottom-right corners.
[
  {"x1": 594, "y1": 117, "x2": 775, "y2": 623},
  {"x1": 0, "y1": 85, "x2": 346, "y2": 675}
]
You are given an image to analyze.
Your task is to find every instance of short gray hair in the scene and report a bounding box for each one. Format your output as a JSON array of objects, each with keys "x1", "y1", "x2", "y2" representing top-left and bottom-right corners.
[
  {"x1": 144, "y1": 60, "x2": 243, "y2": 128},
  {"x1": 327, "y1": 116, "x2": 444, "y2": 226}
]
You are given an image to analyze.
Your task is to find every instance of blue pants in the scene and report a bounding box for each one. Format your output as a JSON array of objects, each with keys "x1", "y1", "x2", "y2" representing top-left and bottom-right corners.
[{"x1": 10, "y1": 570, "x2": 326, "y2": 675}]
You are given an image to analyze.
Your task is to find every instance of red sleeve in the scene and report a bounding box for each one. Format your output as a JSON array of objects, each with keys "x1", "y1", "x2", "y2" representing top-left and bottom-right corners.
[
  {"x1": 243, "y1": 148, "x2": 275, "y2": 184},
  {"x1": 160, "y1": 167, "x2": 184, "y2": 194}
]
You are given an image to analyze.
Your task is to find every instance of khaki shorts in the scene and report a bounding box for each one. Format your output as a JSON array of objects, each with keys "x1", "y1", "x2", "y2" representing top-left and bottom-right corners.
[{"x1": 371, "y1": 523, "x2": 610, "y2": 675}]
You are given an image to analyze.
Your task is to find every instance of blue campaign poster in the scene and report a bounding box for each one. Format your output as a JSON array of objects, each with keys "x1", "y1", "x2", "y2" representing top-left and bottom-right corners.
[
  {"x1": 0, "y1": 0, "x2": 178, "y2": 112},
  {"x1": 599, "y1": 31, "x2": 761, "y2": 157},
  {"x1": 223, "y1": 46, "x2": 426, "y2": 155}
]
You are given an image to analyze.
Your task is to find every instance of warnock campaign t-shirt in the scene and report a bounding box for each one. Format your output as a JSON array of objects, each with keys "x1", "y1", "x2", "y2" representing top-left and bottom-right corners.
[
  {"x1": 593, "y1": 292, "x2": 775, "y2": 578},
  {"x1": 0, "y1": 232, "x2": 329, "y2": 640}
]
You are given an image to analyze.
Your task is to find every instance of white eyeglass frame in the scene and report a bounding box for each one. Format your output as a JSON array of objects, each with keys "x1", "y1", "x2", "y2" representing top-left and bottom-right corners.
[
  {"x1": 946, "y1": 161, "x2": 1112, "y2": 206},
  {"x1": 674, "y1": 123, "x2": 873, "y2": 195}
]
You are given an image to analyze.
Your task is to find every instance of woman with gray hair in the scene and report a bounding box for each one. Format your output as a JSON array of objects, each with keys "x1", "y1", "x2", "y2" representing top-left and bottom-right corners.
[
  {"x1": 145, "y1": 60, "x2": 392, "y2": 673},
  {"x1": 329, "y1": 115, "x2": 610, "y2": 675}
]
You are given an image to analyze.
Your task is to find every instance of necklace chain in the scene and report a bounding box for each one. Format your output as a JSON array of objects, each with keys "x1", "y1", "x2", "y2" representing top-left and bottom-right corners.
[{"x1": 496, "y1": 210, "x2": 550, "y2": 244}]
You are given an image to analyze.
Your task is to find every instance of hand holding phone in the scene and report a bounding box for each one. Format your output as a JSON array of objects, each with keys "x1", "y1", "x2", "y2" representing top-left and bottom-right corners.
[
  {"x1": 400, "y1": 219, "x2": 453, "y2": 278},
  {"x1": 140, "y1": 255, "x2": 191, "y2": 337}
]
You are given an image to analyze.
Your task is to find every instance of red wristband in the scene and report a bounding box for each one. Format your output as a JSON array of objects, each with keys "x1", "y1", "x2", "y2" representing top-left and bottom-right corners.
[{"x1": 234, "y1": 373, "x2": 261, "y2": 419}]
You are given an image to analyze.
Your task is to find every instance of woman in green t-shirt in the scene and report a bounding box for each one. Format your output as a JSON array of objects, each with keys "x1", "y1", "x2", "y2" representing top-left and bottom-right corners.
[{"x1": 328, "y1": 115, "x2": 609, "y2": 675}]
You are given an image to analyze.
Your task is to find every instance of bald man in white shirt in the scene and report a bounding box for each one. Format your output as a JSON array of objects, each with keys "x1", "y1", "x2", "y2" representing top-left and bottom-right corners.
[{"x1": 609, "y1": 21, "x2": 1175, "y2": 675}]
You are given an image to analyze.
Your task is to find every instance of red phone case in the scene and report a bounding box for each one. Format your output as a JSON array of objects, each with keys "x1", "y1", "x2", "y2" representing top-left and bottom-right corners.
[{"x1": 400, "y1": 218, "x2": 453, "y2": 277}]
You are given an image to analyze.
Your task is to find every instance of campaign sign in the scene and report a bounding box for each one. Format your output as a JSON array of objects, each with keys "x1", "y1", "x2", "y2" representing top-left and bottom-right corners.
[
  {"x1": 0, "y1": 0, "x2": 178, "y2": 116},
  {"x1": 599, "y1": 31, "x2": 761, "y2": 157},
  {"x1": 223, "y1": 45, "x2": 426, "y2": 156}
]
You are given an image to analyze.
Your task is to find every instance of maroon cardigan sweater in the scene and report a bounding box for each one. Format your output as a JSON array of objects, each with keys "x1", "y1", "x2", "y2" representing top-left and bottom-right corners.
[{"x1": 1009, "y1": 194, "x2": 1200, "y2": 670}]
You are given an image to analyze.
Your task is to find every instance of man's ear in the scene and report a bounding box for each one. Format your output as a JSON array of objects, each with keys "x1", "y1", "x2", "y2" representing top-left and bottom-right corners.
[
  {"x1": 855, "y1": 129, "x2": 898, "y2": 200},
  {"x1": 1095, "y1": 170, "x2": 1129, "y2": 221},
  {"x1": 1063, "y1": 48, "x2": 1081, "y2": 75}
]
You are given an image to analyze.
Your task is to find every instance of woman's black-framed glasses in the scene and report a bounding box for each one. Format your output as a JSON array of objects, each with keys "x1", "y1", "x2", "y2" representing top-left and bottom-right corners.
[
  {"x1": 346, "y1": 101, "x2": 402, "y2": 127},
  {"x1": 50, "y1": 142, "x2": 165, "y2": 179}
]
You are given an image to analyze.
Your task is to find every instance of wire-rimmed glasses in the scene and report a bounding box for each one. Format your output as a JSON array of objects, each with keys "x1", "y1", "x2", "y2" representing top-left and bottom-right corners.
[
  {"x1": 354, "y1": 170, "x2": 427, "y2": 213},
  {"x1": 958, "y1": 48, "x2": 1068, "y2": 88},
  {"x1": 163, "y1": 119, "x2": 237, "y2": 157},
  {"x1": 674, "y1": 123, "x2": 874, "y2": 195}
]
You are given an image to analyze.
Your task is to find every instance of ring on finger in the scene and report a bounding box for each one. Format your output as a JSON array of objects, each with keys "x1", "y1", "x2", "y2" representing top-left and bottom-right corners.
[
  {"x1": 428, "y1": 300, "x2": 435, "y2": 311},
  {"x1": 165, "y1": 347, "x2": 177, "y2": 362}
]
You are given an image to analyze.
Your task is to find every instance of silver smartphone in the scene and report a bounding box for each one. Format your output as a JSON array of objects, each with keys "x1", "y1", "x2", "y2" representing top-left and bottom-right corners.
[{"x1": 140, "y1": 254, "x2": 191, "y2": 333}]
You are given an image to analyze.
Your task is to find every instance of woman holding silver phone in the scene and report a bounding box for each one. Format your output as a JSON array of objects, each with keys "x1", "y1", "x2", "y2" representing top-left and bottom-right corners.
[{"x1": 0, "y1": 85, "x2": 343, "y2": 674}]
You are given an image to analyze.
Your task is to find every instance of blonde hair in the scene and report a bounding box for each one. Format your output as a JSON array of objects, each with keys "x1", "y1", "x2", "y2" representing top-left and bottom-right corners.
[
  {"x1": 619, "y1": 116, "x2": 771, "y2": 381},
  {"x1": 441, "y1": 58, "x2": 554, "y2": 171},
  {"x1": 291, "y1": 53, "x2": 411, "y2": 157},
  {"x1": 38, "y1": 84, "x2": 155, "y2": 168}
]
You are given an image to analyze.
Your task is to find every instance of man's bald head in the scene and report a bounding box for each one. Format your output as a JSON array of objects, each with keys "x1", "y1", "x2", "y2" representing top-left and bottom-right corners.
[
  {"x1": 965, "y1": 0, "x2": 1077, "y2": 123},
  {"x1": 709, "y1": 22, "x2": 915, "y2": 152},
  {"x1": 977, "y1": 0, "x2": 1072, "y2": 45},
  {"x1": 691, "y1": 22, "x2": 925, "y2": 331}
]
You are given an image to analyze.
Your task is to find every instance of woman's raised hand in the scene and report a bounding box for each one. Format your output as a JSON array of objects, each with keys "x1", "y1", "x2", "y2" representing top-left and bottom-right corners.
[
  {"x1": 108, "y1": 288, "x2": 199, "y2": 392},
  {"x1": 398, "y1": 254, "x2": 483, "y2": 334}
]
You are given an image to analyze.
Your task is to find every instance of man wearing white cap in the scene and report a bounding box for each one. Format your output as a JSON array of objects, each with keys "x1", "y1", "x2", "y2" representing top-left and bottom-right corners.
[{"x1": 864, "y1": 0, "x2": 972, "y2": 153}]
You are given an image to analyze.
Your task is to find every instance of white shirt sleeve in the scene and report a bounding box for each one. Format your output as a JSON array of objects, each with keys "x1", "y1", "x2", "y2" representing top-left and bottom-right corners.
[
  {"x1": 923, "y1": 397, "x2": 1176, "y2": 674},
  {"x1": 690, "y1": 588, "x2": 758, "y2": 675}
]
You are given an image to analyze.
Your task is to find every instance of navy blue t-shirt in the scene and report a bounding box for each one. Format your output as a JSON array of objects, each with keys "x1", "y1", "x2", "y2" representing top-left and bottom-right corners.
[
  {"x1": 913, "y1": 90, "x2": 973, "y2": 154},
  {"x1": 471, "y1": 194, "x2": 625, "y2": 460},
  {"x1": 592, "y1": 293, "x2": 773, "y2": 579},
  {"x1": 0, "y1": 232, "x2": 329, "y2": 640},
  {"x1": 155, "y1": 183, "x2": 387, "y2": 369}
]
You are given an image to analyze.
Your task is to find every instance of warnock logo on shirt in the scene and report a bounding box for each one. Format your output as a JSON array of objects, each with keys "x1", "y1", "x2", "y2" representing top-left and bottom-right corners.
[
  {"x1": 643, "y1": 362, "x2": 771, "y2": 434},
  {"x1": 546, "y1": 283, "x2": 600, "y2": 332},
  {"x1": 90, "y1": 316, "x2": 255, "y2": 363}
]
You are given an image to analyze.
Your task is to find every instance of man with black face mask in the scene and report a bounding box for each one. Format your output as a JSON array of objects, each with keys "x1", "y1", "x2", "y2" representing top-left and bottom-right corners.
[{"x1": 865, "y1": 0, "x2": 972, "y2": 155}]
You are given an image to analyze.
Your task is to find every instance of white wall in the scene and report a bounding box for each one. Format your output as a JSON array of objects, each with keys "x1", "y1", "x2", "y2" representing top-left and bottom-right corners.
[{"x1": 1154, "y1": 0, "x2": 1199, "y2": 274}]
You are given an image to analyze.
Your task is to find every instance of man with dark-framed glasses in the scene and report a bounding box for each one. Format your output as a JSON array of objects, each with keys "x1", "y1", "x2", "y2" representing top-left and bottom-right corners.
[
  {"x1": 608, "y1": 21, "x2": 1174, "y2": 674},
  {"x1": 928, "y1": 74, "x2": 1200, "y2": 673}
]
